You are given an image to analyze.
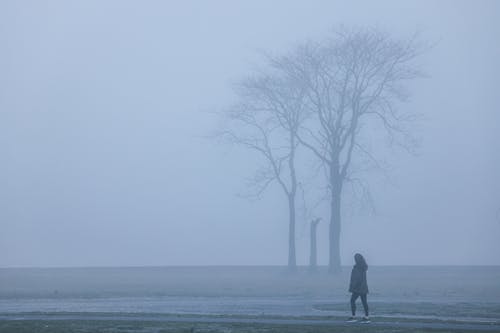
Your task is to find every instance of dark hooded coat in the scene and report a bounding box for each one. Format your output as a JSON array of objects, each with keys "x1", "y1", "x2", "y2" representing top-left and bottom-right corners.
[{"x1": 349, "y1": 254, "x2": 369, "y2": 294}]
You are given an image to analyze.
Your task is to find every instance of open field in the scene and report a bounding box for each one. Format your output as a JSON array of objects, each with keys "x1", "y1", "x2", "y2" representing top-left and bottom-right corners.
[
  {"x1": 1, "y1": 266, "x2": 499, "y2": 332},
  {"x1": 1, "y1": 313, "x2": 499, "y2": 333},
  {"x1": 2, "y1": 266, "x2": 499, "y2": 300}
]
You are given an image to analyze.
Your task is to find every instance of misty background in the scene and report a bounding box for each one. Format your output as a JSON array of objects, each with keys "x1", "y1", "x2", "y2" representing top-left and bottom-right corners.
[{"x1": 1, "y1": 0, "x2": 499, "y2": 268}]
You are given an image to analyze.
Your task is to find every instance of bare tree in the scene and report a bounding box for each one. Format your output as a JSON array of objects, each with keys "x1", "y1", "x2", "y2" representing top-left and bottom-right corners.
[
  {"x1": 218, "y1": 63, "x2": 307, "y2": 271},
  {"x1": 276, "y1": 27, "x2": 425, "y2": 272}
]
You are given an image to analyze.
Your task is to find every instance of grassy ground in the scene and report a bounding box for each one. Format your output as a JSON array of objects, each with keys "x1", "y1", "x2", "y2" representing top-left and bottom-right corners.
[
  {"x1": 0, "y1": 319, "x2": 482, "y2": 333},
  {"x1": 1, "y1": 266, "x2": 499, "y2": 332},
  {"x1": 314, "y1": 301, "x2": 500, "y2": 321}
]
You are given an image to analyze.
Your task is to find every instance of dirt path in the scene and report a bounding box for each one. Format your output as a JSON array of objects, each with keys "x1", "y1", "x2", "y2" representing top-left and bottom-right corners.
[{"x1": 1, "y1": 313, "x2": 499, "y2": 332}]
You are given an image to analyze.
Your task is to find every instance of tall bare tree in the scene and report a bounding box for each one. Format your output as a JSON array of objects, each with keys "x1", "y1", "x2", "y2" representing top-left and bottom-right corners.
[
  {"x1": 218, "y1": 64, "x2": 307, "y2": 270},
  {"x1": 275, "y1": 27, "x2": 425, "y2": 272}
]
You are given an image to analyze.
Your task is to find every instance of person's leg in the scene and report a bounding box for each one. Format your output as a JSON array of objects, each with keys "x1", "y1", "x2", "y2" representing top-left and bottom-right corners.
[
  {"x1": 360, "y1": 294, "x2": 369, "y2": 317},
  {"x1": 350, "y1": 293, "x2": 359, "y2": 316}
]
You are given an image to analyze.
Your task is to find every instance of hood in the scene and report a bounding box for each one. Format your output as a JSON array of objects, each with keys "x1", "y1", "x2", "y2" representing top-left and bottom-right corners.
[{"x1": 354, "y1": 253, "x2": 368, "y2": 271}]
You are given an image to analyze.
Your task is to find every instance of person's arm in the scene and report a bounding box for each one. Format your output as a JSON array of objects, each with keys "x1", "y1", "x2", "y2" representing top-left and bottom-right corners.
[
  {"x1": 348, "y1": 268, "x2": 356, "y2": 292},
  {"x1": 349, "y1": 268, "x2": 362, "y2": 292}
]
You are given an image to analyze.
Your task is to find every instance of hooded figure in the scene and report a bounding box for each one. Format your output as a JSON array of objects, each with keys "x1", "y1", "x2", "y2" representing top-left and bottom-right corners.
[
  {"x1": 347, "y1": 253, "x2": 370, "y2": 322},
  {"x1": 349, "y1": 253, "x2": 369, "y2": 294}
]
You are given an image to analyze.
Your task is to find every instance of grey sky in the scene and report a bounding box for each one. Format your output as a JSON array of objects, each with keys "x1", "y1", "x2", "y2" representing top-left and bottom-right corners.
[{"x1": 1, "y1": 0, "x2": 499, "y2": 267}]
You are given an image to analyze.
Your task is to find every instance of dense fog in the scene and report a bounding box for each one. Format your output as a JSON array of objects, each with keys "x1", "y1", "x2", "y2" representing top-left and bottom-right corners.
[{"x1": 1, "y1": 0, "x2": 499, "y2": 267}]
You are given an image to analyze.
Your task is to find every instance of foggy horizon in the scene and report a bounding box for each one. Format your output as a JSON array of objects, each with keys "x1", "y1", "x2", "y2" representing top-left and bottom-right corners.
[{"x1": 1, "y1": 0, "x2": 499, "y2": 268}]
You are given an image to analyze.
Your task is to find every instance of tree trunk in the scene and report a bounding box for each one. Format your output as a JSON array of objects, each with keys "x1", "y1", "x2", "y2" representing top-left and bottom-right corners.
[
  {"x1": 309, "y1": 219, "x2": 320, "y2": 272},
  {"x1": 287, "y1": 194, "x2": 297, "y2": 271},
  {"x1": 328, "y1": 190, "x2": 342, "y2": 273},
  {"x1": 328, "y1": 161, "x2": 342, "y2": 273},
  {"x1": 287, "y1": 132, "x2": 298, "y2": 272}
]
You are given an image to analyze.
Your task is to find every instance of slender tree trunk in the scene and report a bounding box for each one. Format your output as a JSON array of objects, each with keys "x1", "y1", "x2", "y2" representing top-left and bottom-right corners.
[
  {"x1": 328, "y1": 161, "x2": 342, "y2": 273},
  {"x1": 328, "y1": 189, "x2": 342, "y2": 273},
  {"x1": 309, "y1": 219, "x2": 320, "y2": 272},
  {"x1": 287, "y1": 194, "x2": 297, "y2": 271},
  {"x1": 286, "y1": 132, "x2": 298, "y2": 272}
]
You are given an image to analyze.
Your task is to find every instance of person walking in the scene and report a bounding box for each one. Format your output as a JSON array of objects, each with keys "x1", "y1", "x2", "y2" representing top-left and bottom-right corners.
[{"x1": 347, "y1": 253, "x2": 370, "y2": 323}]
